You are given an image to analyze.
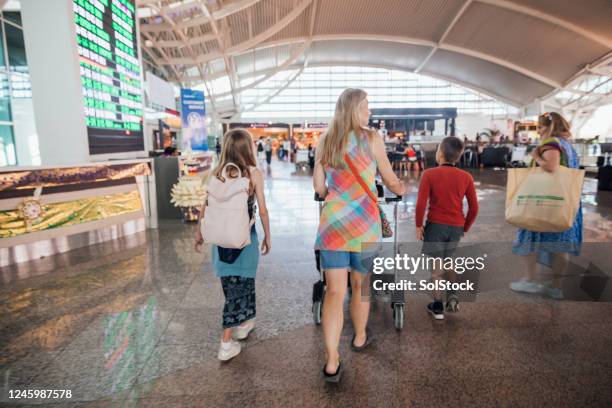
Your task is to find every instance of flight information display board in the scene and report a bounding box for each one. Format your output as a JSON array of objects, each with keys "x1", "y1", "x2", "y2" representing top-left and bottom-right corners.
[{"x1": 73, "y1": 0, "x2": 144, "y2": 155}]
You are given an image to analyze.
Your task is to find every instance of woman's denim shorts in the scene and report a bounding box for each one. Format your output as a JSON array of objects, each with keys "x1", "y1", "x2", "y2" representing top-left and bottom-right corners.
[{"x1": 319, "y1": 250, "x2": 368, "y2": 274}]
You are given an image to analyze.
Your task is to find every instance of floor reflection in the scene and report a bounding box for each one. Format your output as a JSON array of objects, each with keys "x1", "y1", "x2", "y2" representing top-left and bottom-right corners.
[{"x1": 0, "y1": 160, "x2": 611, "y2": 406}]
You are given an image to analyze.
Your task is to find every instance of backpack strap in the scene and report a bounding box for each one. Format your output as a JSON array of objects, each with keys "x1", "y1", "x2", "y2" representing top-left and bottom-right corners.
[{"x1": 221, "y1": 163, "x2": 242, "y2": 178}]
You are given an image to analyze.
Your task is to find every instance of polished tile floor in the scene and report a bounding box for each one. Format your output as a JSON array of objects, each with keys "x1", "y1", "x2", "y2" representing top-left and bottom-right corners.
[{"x1": 1, "y1": 160, "x2": 612, "y2": 407}]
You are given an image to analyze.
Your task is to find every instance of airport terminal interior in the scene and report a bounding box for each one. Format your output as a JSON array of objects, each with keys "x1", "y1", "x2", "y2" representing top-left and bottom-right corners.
[{"x1": 1, "y1": 0, "x2": 612, "y2": 407}]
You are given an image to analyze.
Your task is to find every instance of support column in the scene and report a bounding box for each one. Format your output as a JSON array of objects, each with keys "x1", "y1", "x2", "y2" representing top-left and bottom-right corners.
[{"x1": 21, "y1": 0, "x2": 89, "y2": 165}]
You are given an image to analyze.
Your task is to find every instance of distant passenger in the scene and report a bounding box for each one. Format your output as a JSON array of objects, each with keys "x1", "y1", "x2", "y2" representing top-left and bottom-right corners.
[
  {"x1": 195, "y1": 129, "x2": 271, "y2": 362},
  {"x1": 264, "y1": 138, "x2": 272, "y2": 166},
  {"x1": 290, "y1": 137, "x2": 297, "y2": 162},
  {"x1": 307, "y1": 144, "x2": 315, "y2": 169},
  {"x1": 415, "y1": 136, "x2": 479, "y2": 320},
  {"x1": 256, "y1": 139, "x2": 265, "y2": 166},
  {"x1": 283, "y1": 139, "x2": 291, "y2": 161},
  {"x1": 313, "y1": 88, "x2": 405, "y2": 382},
  {"x1": 476, "y1": 135, "x2": 485, "y2": 168},
  {"x1": 406, "y1": 144, "x2": 419, "y2": 172}
]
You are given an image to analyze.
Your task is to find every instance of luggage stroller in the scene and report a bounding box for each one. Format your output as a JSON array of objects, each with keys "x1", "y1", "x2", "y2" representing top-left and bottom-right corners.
[{"x1": 311, "y1": 184, "x2": 405, "y2": 330}]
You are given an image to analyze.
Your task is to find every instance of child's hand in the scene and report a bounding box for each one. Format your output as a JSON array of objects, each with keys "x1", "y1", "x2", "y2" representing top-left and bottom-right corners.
[
  {"x1": 261, "y1": 236, "x2": 271, "y2": 255},
  {"x1": 415, "y1": 226, "x2": 424, "y2": 241},
  {"x1": 194, "y1": 229, "x2": 204, "y2": 253}
]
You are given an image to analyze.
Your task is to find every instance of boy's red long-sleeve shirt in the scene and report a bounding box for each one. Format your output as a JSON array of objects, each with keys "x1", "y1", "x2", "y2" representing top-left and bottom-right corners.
[{"x1": 415, "y1": 165, "x2": 479, "y2": 232}]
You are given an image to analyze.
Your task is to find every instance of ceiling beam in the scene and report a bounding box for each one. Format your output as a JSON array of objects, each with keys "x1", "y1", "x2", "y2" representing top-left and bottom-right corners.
[
  {"x1": 302, "y1": 0, "x2": 318, "y2": 68},
  {"x1": 140, "y1": 43, "x2": 172, "y2": 79},
  {"x1": 416, "y1": 0, "x2": 473, "y2": 73},
  {"x1": 150, "y1": 3, "x2": 209, "y2": 85},
  {"x1": 140, "y1": 23, "x2": 173, "y2": 33},
  {"x1": 154, "y1": 33, "x2": 218, "y2": 47},
  {"x1": 139, "y1": 0, "x2": 262, "y2": 25},
  {"x1": 161, "y1": 0, "x2": 313, "y2": 66},
  {"x1": 540, "y1": 51, "x2": 612, "y2": 103},
  {"x1": 440, "y1": 44, "x2": 561, "y2": 88},
  {"x1": 233, "y1": 67, "x2": 304, "y2": 120},
  {"x1": 213, "y1": 0, "x2": 261, "y2": 20},
  {"x1": 198, "y1": 0, "x2": 239, "y2": 111},
  {"x1": 561, "y1": 76, "x2": 612, "y2": 108},
  {"x1": 141, "y1": 31, "x2": 183, "y2": 83},
  {"x1": 476, "y1": 0, "x2": 612, "y2": 49},
  {"x1": 213, "y1": 42, "x2": 309, "y2": 98},
  {"x1": 239, "y1": 34, "x2": 562, "y2": 88},
  {"x1": 225, "y1": 0, "x2": 313, "y2": 55}
]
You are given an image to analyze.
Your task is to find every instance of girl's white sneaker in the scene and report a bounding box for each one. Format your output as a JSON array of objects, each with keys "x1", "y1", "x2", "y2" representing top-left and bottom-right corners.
[
  {"x1": 233, "y1": 320, "x2": 255, "y2": 340},
  {"x1": 218, "y1": 340, "x2": 241, "y2": 361},
  {"x1": 510, "y1": 279, "x2": 544, "y2": 294}
]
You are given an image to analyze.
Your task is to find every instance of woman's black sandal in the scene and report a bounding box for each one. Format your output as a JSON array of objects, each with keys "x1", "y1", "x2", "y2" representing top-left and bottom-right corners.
[
  {"x1": 322, "y1": 361, "x2": 342, "y2": 383},
  {"x1": 351, "y1": 328, "x2": 373, "y2": 352}
]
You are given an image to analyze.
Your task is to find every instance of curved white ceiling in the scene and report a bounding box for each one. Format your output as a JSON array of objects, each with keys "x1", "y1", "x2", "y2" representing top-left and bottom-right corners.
[{"x1": 139, "y1": 0, "x2": 612, "y2": 112}]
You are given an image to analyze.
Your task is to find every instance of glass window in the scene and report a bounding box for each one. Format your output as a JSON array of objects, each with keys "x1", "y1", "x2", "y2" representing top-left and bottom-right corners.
[
  {"x1": 10, "y1": 72, "x2": 31, "y2": 98},
  {"x1": 4, "y1": 21, "x2": 27, "y2": 72},
  {"x1": 0, "y1": 124, "x2": 16, "y2": 166},
  {"x1": 3, "y1": 12, "x2": 22, "y2": 27},
  {"x1": 0, "y1": 72, "x2": 12, "y2": 122},
  {"x1": 226, "y1": 65, "x2": 521, "y2": 119},
  {"x1": 0, "y1": 20, "x2": 4, "y2": 67}
]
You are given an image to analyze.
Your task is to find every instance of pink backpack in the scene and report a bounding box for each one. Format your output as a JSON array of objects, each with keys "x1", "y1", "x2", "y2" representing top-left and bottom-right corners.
[{"x1": 201, "y1": 163, "x2": 253, "y2": 248}]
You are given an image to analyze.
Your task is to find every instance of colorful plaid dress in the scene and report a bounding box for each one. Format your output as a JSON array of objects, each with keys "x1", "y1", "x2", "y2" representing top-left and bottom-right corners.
[{"x1": 314, "y1": 131, "x2": 381, "y2": 252}]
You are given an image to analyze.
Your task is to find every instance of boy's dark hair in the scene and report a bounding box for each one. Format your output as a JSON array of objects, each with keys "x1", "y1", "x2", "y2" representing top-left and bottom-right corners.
[{"x1": 439, "y1": 136, "x2": 464, "y2": 163}]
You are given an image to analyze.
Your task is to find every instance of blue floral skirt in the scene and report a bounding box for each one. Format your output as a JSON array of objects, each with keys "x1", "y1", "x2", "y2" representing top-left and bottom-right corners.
[{"x1": 512, "y1": 205, "x2": 583, "y2": 266}]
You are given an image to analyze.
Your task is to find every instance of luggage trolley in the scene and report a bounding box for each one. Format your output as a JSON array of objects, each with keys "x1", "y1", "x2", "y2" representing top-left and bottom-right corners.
[{"x1": 311, "y1": 184, "x2": 405, "y2": 330}]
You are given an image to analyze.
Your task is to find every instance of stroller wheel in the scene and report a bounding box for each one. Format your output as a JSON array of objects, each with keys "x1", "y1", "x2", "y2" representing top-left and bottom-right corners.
[
  {"x1": 393, "y1": 304, "x2": 404, "y2": 330},
  {"x1": 313, "y1": 300, "x2": 323, "y2": 325}
]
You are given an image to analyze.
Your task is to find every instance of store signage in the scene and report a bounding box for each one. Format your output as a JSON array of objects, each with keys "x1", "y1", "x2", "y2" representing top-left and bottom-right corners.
[
  {"x1": 292, "y1": 122, "x2": 328, "y2": 129},
  {"x1": 180, "y1": 88, "x2": 208, "y2": 151},
  {"x1": 306, "y1": 123, "x2": 328, "y2": 129}
]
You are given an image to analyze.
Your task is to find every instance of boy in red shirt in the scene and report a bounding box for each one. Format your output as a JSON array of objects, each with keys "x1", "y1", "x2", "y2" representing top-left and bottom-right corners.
[{"x1": 415, "y1": 136, "x2": 479, "y2": 320}]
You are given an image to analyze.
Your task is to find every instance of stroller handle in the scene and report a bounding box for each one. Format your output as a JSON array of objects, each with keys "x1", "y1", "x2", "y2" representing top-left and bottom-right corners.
[
  {"x1": 385, "y1": 195, "x2": 402, "y2": 203},
  {"x1": 314, "y1": 192, "x2": 326, "y2": 202}
]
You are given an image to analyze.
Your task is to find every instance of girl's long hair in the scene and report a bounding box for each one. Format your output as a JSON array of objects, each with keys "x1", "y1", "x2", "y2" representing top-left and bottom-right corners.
[
  {"x1": 213, "y1": 129, "x2": 257, "y2": 182},
  {"x1": 539, "y1": 112, "x2": 572, "y2": 140},
  {"x1": 320, "y1": 88, "x2": 372, "y2": 168}
]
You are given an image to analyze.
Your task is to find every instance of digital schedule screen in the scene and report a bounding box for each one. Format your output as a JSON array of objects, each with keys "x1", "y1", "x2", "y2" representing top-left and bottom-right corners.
[{"x1": 73, "y1": 0, "x2": 144, "y2": 155}]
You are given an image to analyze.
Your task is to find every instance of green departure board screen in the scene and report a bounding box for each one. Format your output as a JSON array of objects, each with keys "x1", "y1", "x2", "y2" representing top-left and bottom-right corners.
[{"x1": 73, "y1": 0, "x2": 144, "y2": 154}]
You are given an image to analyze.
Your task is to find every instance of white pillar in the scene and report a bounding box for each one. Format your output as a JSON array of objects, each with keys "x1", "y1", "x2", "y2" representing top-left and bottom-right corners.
[{"x1": 20, "y1": 0, "x2": 89, "y2": 165}]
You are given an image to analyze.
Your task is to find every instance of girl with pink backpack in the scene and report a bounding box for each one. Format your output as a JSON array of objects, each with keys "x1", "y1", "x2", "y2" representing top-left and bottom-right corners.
[{"x1": 195, "y1": 129, "x2": 271, "y2": 361}]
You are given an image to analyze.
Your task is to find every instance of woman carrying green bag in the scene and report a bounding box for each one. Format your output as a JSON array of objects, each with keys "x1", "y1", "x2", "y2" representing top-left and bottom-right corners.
[{"x1": 510, "y1": 112, "x2": 583, "y2": 300}]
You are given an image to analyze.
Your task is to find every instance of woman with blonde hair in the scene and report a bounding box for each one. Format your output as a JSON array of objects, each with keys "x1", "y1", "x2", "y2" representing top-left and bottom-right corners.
[
  {"x1": 313, "y1": 89, "x2": 405, "y2": 382},
  {"x1": 510, "y1": 112, "x2": 583, "y2": 300}
]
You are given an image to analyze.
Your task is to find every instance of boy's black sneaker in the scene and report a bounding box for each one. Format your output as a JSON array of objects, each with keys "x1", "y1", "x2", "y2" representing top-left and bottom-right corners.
[{"x1": 427, "y1": 301, "x2": 444, "y2": 320}]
